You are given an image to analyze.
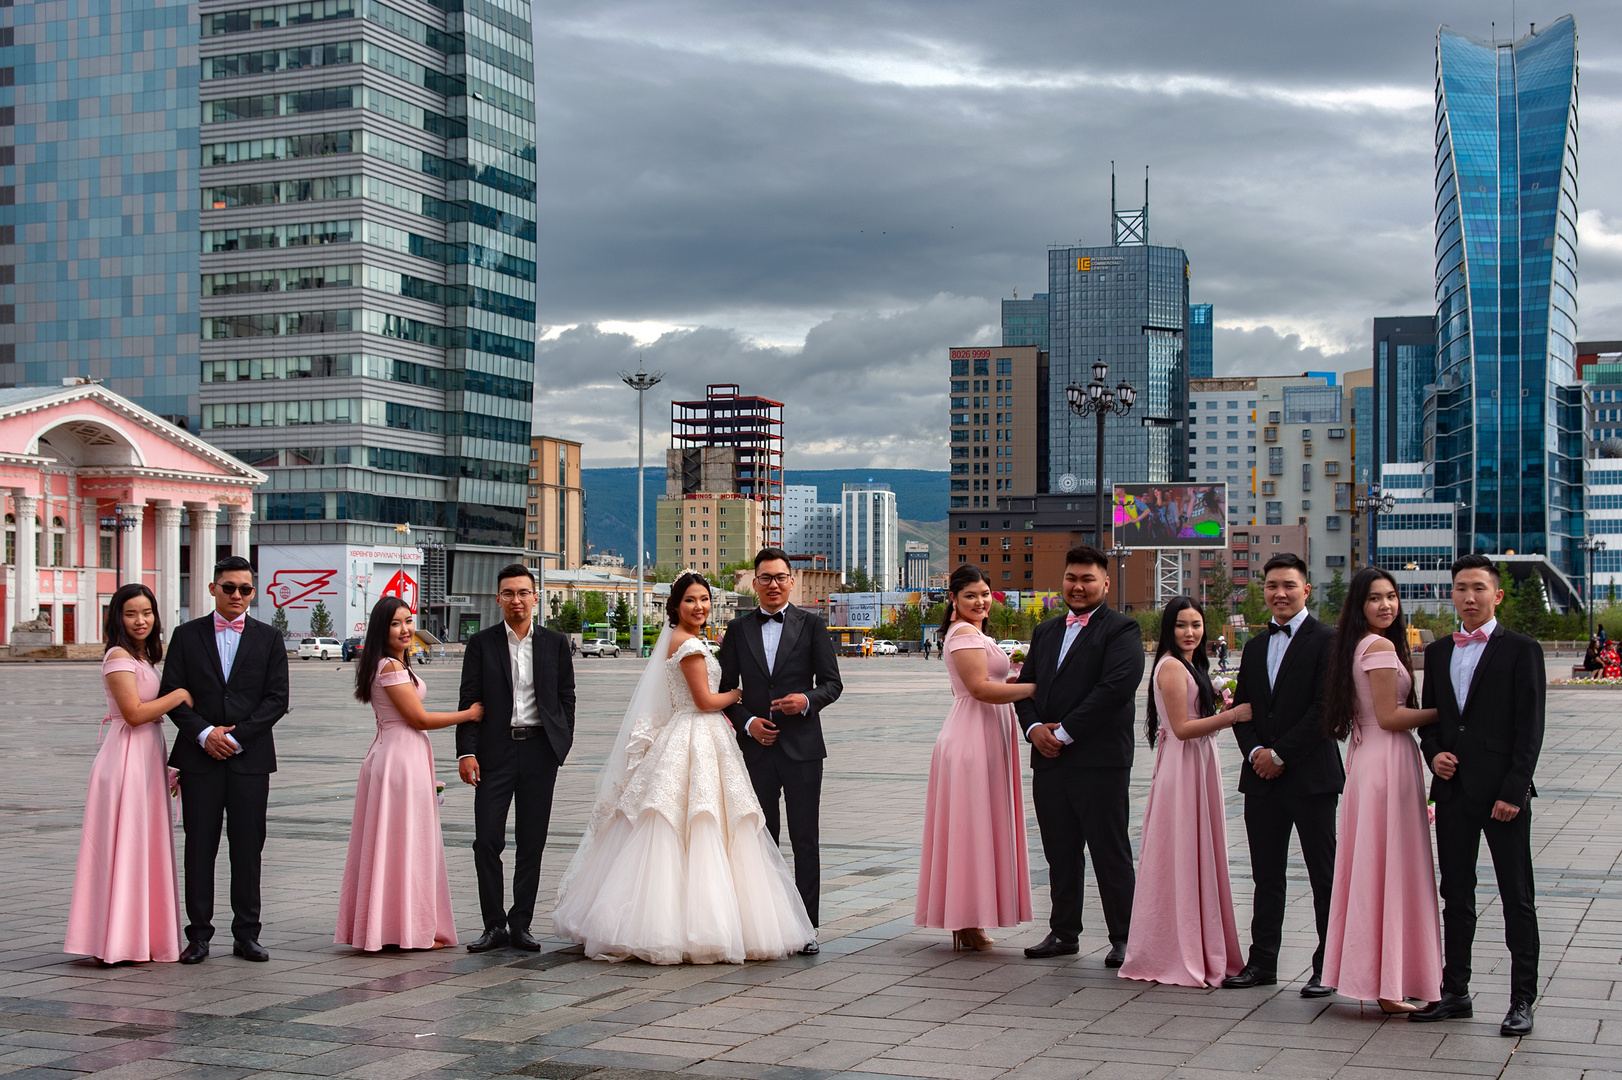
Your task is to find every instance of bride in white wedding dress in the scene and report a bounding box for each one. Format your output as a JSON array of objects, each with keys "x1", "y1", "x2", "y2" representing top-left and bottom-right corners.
[{"x1": 552, "y1": 571, "x2": 815, "y2": 964}]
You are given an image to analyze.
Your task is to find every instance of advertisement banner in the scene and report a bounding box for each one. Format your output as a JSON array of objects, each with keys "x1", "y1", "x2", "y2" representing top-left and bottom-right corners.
[
  {"x1": 257, "y1": 544, "x2": 423, "y2": 636},
  {"x1": 1113, "y1": 483, "x2": 1228, "y2": 549}
]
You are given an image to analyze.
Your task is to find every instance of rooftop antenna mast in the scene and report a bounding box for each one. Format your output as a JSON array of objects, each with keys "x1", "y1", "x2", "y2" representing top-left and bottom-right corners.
[{"x1": 1111, "y1": 162, "x2": 1148, "y2": 247}]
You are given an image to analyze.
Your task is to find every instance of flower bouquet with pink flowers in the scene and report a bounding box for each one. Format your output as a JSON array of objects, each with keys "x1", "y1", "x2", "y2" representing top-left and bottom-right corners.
[
  {"x1": 1007, "y1": 648, "x2": 1027, "y2": 681},
  {"x1": 435, "y1": 782, "x2": 446, "y2": 807},
  {"x1": 167, "y1": 767, "x2": 181, "y2": 799},
  {"x1": 1215, "y1": 676, "x2": 1238, "y2": 710}
]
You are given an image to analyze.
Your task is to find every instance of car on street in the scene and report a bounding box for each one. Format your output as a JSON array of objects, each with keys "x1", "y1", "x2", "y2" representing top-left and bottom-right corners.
[
  {"x1": 342, "y1": 635, "x2": 363, "y2": 661},
  {"x1": 996, "y1": 639, "x2": 1023, "y2": 655},
  {"x1": 579, "y1": 638, "x2": 621, "y2": 658},
  {"x1": 297, "y1": 636, "x2": 344, "y2": 660},
  {"x1": 870, "y1": 639, "x2": 898, "y2": 655}
]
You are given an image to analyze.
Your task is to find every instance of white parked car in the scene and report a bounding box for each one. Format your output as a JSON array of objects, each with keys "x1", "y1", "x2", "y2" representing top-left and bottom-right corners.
[
  {"x1": 870, "y1": 639, "x2": 898, "y2": 656},
  {"x1": 579, "y1": 638, "x2": 621, "y2": 658},
  {"x1": 996, "y1": 639, "x2": 1023, "y2": 656},
  {"x1": 298, "y1": 636, "x2": 344, "y2": 660}
]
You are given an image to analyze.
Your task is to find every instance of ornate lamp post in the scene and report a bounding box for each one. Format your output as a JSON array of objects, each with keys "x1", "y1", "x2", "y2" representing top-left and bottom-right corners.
[
  {"x1": 1065, "y1": 359, "x2": 1137, "y2": 549},
  {"x1": 1355, "y1": 485, "x2": 1396, "y2": 568},
  {"x1": 620, "y1": 366, "x2": 663, "y2": 657},
  {"x1": 1581, "y1": 534, "x2": 1608, "y2": 641},
  {"x1": 99, "y1": 509, "x2": 137, "y2": 585}
]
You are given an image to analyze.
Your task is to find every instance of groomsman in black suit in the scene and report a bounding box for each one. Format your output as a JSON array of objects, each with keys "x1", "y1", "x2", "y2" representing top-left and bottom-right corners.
[
  {"x1": 1014, "y1": 545, "x2": 1145, "y2": 963},
  {"x1": 1223, "y1": 553, "x2": 1342, "y2": 995},
  {"x1": 162, "y1": 556, "x2": 290, "y2": 964},
  {"x1": 720, "y1": 548, "x2": 843, "y2": 953},
  {"x1": 457, "y1": 564, "x2": 576, "y2": 952},
  {"x1": 1411, "y1": 554, "x2": 1543, "y2": 1036}
]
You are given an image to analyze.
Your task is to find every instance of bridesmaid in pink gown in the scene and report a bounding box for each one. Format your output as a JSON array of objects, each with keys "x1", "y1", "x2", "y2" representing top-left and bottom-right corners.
[
  {"x1": 1320, "y1": 567, "x2": 1441, "y2": 1013},
  {"x1": 336, "y1": 597, "x2": 481, "y2": 951},
  {"x1": 65, "y1": 584, "x2": 192, "y2": 964},
  {"x1": 915, "y1": 565, "x2": 1034, "y2": 950},
  {"x1": 1119, "y1": 596, "x2": 1242, "y2": 987}
]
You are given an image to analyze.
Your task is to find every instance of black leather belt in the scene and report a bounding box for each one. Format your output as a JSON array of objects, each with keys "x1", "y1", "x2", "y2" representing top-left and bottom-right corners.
[{"x1": 510, "y1": 726, "x2": 538, "y2": 740}]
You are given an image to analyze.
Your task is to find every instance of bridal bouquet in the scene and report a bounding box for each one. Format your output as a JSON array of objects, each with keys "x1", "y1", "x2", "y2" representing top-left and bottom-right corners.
[
  {"x1": 1215, "y1": 676, "x2": 1238, "y2": 710},
  {"x1": 1007, "y1": 649, "x2": 1027, "y2": 681},
  {"x1": 167, "y1": 767, "x2": 181, "y2": 799},
  {"x1": 435, "y1": 782, "x2": 446, "y2": 806}
]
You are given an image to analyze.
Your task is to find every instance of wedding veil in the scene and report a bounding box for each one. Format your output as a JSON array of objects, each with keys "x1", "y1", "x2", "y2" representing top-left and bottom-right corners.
[{"x1": 554, "y1": 621, "x2": 675, "y2": 904}]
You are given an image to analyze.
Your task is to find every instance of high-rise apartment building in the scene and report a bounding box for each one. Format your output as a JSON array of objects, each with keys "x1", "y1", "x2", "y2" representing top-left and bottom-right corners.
[
  {"x1": 1189, "y1": 303, "x2": 1213, "y2": 379},
  {"x1": 781, "y1": 484, "x2": 839, "y2": 566},
  {"x1": 1370, "y1": 316, "x2": 1437, "y2": 472},
  {"x1": 1001, "y1": 293, "x2": 1048, "y2": 350},
  {"x1": 1254, "y1": 375, "x2": 1355, "y2": 576},
  {"x1": 842, "y1": 483, "x2": 897, "y2": 590},
  {"x1": 948, "y1": 345, "x2": 1045, "y2": 512},
  {"x1": 1433, "y1": 17, "x2": 1581, "y2": 570},
  {"x1": 656, "y1": 491, "x2": 765, "y2": 575},
  {"x1": 194, "y1": 0, "x2": 539, "y2": 632},
  {"x1": 1187, "y1": 377, "x2": 1257, "y2": 527},
  {"x1": 525, "y1": 435, "x2": 584, "y2": 571},
  {"x1": 667, "y1": 384, "x2": 783, "y2": 544},
  {"x1": 0, "y1": 0, "x2": 200, "y2": 429}
]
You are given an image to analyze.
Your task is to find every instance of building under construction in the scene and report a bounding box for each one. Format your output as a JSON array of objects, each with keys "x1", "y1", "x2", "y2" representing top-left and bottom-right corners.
[{"x1": 657, "y1": 385, "x2": 784, "y2": 570}]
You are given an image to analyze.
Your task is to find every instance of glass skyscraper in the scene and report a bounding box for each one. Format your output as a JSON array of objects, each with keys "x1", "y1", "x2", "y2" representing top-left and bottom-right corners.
[
  {"x1": 1046, "y1": 243, "x2": 1189, "y2": 491},
  {"x1": 1433, "y1": 16, "x2": 1581, "y2": 569},
  {"x1": 1371, "y1": 315, "x2": 1437, "y2": 469},
  {"x1": 1189, "y1": 302, "x2": 1212, "y2": 379},
  {"x1": 1001, "y1": 293, "x2": 1048, "y2": 349},
  {"x1": 0, "y1": 0, "x2": 200, "y2": 428}
]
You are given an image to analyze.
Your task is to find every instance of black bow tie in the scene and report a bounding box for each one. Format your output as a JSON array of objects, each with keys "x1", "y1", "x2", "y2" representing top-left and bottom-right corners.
[
  {"x1": 1267, "y1": 621, "x2": 1293, "y2": 637},
  {"x1": 757, "y1": 609, "x2": 785, "y2": 623}
]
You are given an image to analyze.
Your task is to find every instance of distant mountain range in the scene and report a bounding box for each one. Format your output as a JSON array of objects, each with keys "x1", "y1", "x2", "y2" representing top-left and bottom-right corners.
[{"x1": 581, "y1": 467, "x2": 949, "y2": 565}]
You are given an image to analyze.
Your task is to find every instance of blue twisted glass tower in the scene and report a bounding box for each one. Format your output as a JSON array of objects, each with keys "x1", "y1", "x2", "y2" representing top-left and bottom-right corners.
[{"x1": 1433, "y1": 16, "x2": 1581, "y2": 570}]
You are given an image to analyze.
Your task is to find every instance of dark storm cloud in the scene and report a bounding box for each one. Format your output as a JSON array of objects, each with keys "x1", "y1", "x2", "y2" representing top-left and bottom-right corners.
[{"x1": 532, "y1": 1, "x2": 1622, "y2": 466}]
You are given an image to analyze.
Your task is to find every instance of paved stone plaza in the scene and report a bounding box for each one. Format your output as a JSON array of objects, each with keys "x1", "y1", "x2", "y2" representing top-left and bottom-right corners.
[{"x1": 1, "y1": 656, "x2": 1619, "y2": 1080}]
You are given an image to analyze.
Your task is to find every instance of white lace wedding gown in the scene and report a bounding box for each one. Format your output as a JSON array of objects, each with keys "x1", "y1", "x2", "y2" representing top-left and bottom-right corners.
[{"x1": 551, "y1": 636, "x2": 814, "y2": 964}]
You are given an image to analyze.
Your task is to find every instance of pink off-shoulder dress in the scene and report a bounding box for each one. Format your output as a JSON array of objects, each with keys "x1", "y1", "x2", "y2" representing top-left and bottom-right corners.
[
  {"x1": 914, "y1": 626, "x2": 1032, "y2": 931},
  {"x1": 335, "y1": 662, "x2": 457, "y2": 950},
  {"x1": 64, "y1": 653, "x2": 183, "y2": 963}
]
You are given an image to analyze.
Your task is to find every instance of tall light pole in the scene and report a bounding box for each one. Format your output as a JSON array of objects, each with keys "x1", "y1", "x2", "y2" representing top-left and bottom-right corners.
[
  {"x1": 620, "y1": 366, "x2": 663, "y2": 657},
  {"x1": 1065, "y1": 358, "x2": 1137, "y2": 548},
  {"x1": 1355, "y1": 485, "x2": 1395, "y2": 568},
  {"x1": 1108, "y1": 541, "x2": 1130, "y2": 612},
  {"x1": 1581, "y1": 534, "x2": 1607, "y2": 641}
]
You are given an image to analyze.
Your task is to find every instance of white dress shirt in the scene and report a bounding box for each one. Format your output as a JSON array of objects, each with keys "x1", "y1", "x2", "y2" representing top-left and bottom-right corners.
[
  {"x1": 759, "y1": 603, "x2": 788, "y2": 673},
  {"x1": 198, "y1": 617, "x2": 244, "y2": 754},
  {"x1": 507, "y1": 620, "x2": 539, "y2": 728},
  {"x1": 1449, "y1": 617, "x2": 1497, "y2": 713},
  {"x1": 1248, "y1": 605, "x2": 1309, "y2": 766}
]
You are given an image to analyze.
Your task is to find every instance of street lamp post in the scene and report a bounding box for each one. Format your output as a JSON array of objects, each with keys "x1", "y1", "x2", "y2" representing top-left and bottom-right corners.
[
  {"x1": 1355, "y1": 485, "x2": 1396, "y2": 569},
  {"x1": 620, "y1": 366, "x2": 664, "y2": 657},
  {"x1": 1108, "y1": 541, "x2": 1131, "y2": 612},
  {"x1": 1581, "y1": 534, "x2": 1608, "y2": 641},
  {"x1": 99, "y1": 509, "x2": 137, "y2": 585},
  {"x1": 1065, "y1": 359, "x2": 1137, "y2": 549}
]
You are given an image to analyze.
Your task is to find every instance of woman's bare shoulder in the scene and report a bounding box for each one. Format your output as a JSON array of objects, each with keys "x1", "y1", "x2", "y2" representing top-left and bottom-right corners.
[
  {"x1": 1364, "y1": 634, "x2": 1397, "y2": 653},
  {"x1": 105, "y1": 646, "x2": 132, "y2": 660}
]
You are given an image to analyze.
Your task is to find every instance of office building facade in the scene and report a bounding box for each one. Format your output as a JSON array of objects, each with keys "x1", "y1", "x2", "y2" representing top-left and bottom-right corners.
[
  {"x1": 1046, "y1": 242, "x2": 1189, "y2": 493},
  {"x1": 1189, "y1": 303, "x2": 1213, "y2": 379},
  {"x1": 656, "y1": 491, "x2": 766, "y2": 575},
  {"x1": 525, "y1": 434, "x2": 584, "y2": 572},
  {"x1": 1433, "y1": 17, "x2": 1581, "y2": 570},
  {"x1": 0, "y1": 0, "x2": 201, "y2": 430},
  {"x1": 948, "y1": 345, "x2": 1045, "y2": 512},
  {"x1": 1254, "y1": 375, "x2": 1355, "y2": 577},
  {"x1": 1371, "y1": 316, "x2": 1437, "y2": 473},
  {"x1": 1187, "y1": 377, "x2": 1256, "y2": 527},
  {"x1": 841, "y1": 483, "x2": 897, "y2": 590},
  {"x1": 781, "y1": 483, "x2": 839, "y2": 566},
  {"x1": 1001, "y1": 293, "x2": 1048, "y2": 350},
  {"x1": 1374, "y1": 461, "x2": 1456, "y2": 611}
]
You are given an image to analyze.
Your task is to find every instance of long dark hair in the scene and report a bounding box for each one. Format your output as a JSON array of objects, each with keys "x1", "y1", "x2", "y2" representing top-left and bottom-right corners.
[
  {"x1": 1323, "y1": 567, "x2": 1415, "y2": 740},
  {"x1": 103, "y1": 583, "x2": 163, "y2": 664},
  {"x1": 939, "y1": 564, "x2": 991, "y2": 638},
  {"x1": 1146, "y1": 595, "x2": 1215, "y2": 748},
  {"x1": 667, "y1": 571, "x2": 710, "y2": 627},
  {"x1": 354, "y1": 596, "x2": 416, "y2": 704}
]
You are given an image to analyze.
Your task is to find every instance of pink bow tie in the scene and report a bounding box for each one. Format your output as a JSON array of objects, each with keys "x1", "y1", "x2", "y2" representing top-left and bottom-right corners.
[
  {"x1": 1066, "y1": 610, "x2": 1092, "y2": 628},
  {"x1": 214, "y1": 613, "x2": 245, "y2": 634},
  {"x1": 1452, "y1": 629, "x2": 1489, "y2": 646}
]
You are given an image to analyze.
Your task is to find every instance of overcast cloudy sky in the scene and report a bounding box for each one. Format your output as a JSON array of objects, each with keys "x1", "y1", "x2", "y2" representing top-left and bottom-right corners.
[{"x1": 530, "y1": 2, "x2": 1622, "y2": 469}]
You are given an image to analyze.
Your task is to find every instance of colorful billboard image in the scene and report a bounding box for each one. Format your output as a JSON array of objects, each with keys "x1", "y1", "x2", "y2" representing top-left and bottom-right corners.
[{"x1": 1113, "y1": 483, "x2": 1228, "y2": 549}]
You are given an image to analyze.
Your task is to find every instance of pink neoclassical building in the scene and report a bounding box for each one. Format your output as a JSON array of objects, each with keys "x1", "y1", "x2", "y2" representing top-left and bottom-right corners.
[{"x1": 0, "y1": 384, "x2": 266, "y2": 645}]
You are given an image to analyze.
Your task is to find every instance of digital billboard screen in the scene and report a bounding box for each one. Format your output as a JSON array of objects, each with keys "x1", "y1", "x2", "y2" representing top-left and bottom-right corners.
[{"x1": 1113, "y1": 483, "x2": 1228, "y2": 549}]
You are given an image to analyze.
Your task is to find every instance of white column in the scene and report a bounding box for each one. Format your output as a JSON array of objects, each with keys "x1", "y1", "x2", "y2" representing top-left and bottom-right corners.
[
  {"x1": 13, "y1": 492, "x2": 36, "y2": 624},
  {"x1": 81, "y1": 498, "x2": 99, "y2": 571},
  {"x1": 155, "y1": 504, "x2": 182, "y2": 643},
  {"x1": 188, "y1": 503, "x2": 217, "y2": 625},
  {"x1": 119, "y1": 502, "x2": 144, "y2": 589},
  {"x1": 229, "y1": 506, "x2": 252, "y2": 559}
]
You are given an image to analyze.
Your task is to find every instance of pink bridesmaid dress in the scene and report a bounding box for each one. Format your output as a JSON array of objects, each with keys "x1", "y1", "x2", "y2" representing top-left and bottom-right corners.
[
  {"x1": 914, "y1": 626, "x2": 1032, "y2": 931},
  {"x1": 64, "y1": 654, "x2": 183, "y2": 963},
  {"x1": 1118, "y1": 656, "x2": 1241, "y2": 987},
  {"x1": 1321, "y1": 635, "x2": 1442, "y2": 1002},
  {"x1": 335, "y1": 662, "x2": 457, "y2": 950}
]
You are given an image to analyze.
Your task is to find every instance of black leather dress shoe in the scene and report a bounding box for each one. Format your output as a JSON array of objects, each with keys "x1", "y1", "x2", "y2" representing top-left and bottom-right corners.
[
  {"x1": 232, "y1": 939, "x2": 269, "y2": 962},
  {"x1": 1023, "y1": 933, "x2": 1079, "y2": 959},
  {"x1": 179, "y1": 941, "x2": 209, "y2": 965},
  {"x1": 509, "y1": 927, "x2": 541, "y2": 951},
  {"x1": 466, "y1": 927, "x2": 509, "y2": 953},
  {"x1": 1301, "y1": 974, "x2": 1334, "y2": 998},
  {"x1": 1221, "y1": 965, "x2": 1277, "y2": 989},
  {"x1": 1500, "y1": 1000, "x2": 1533, "y2": 1036},
  {"x1": 1103, "y1": 943, "x2": 1126, "y2": 968},
  {"x1": 800, "y1": 940, "x2": 820, "y2": 955},
  {"x1": 1409, "y1": 992, "x2": 1473, "y2": 1022}
]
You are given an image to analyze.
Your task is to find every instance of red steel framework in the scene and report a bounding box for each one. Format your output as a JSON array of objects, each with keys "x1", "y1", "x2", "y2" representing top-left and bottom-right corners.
[{"x1": 670, "y1": 384, "x2": 784, "y2": 545}]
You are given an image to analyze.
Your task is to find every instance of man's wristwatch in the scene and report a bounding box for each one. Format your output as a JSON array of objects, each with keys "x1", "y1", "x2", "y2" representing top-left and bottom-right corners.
[{"x1": 1269, "y1": 750, "x2": 1284, "y2": 766}]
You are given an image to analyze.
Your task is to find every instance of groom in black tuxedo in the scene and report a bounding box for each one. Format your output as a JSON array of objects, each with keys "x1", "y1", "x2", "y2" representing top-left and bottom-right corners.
[
  {"x1": 1412, "y1": 554, "x2": 1543, "y2": 1036},
  {"x1": 1223, "y1": 552, "x2": 1341, "y2": 996},
  {"x1": 1015, "y1": 545, "x2": 1144, "y2": 964},
  {"x1": 720, "y1": 547, "x2": 843, "y2": 952},
  {"x1": 162, "y1": 555, "x2": 289, "y2": 964}
]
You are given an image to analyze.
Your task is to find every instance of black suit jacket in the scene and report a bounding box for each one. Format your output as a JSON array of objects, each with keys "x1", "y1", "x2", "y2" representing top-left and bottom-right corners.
[
  {"x1": 162, "y1": 615, "x2": 289, "y2": 774},
  {"x1": 719, "y1": 605, "x2": 843, "y2": 763},
  {"x1": 1419, "y1": 624, "x2": 1543, "y2": 807},
  {"x1": 456, "y1": 622, "x2": 576, "y2": 764},
  {"x1": 1231, "y1": 614, "x2": 1343, "y2": 796},
  {"x1": 1013, "y1": 605, "x2": 1145, "y2": 771}
]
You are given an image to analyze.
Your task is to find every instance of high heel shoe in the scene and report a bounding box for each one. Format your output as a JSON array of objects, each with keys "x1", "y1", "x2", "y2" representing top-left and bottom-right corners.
[
  {"x1": 1378, "y1": 998, "x2": 1419, "y2": 1014},
  {"x1": 952, "y1": 929, "x2": 994, "y2": 951}
]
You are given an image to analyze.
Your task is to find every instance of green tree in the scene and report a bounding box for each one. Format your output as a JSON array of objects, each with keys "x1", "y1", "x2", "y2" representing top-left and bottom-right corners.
[
  {"x1": 554, "y1": 600, "x2": 583, "y2": 634},
  {"x1": 308, "y1": 600, "x2": 334, "y2": 636},
  {"x1": 1203, "y1": 554, "x2": 1237, "y2": 615},
  {"x1": 844, "y1": 568, "x2": 876, "y2": 593},
  {"x1": 270, "y1": 604, "x2": 289, "y2": 636},
  {"x1": 1132, "y1": 607, "x2": 1162, "y2": 646},
  {"x1": 581, "y1": 591, "x2": 609, "y2": 632},
  {"x1": 611, "y1": 594, "x2": 632, "y2": 642},
  {"x1": 1239, "y1": 584, "x2": 1268, "y2": 628},
  {"x1": 1316, "y1": 568, "x2": 1348, "y2": 623}
]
